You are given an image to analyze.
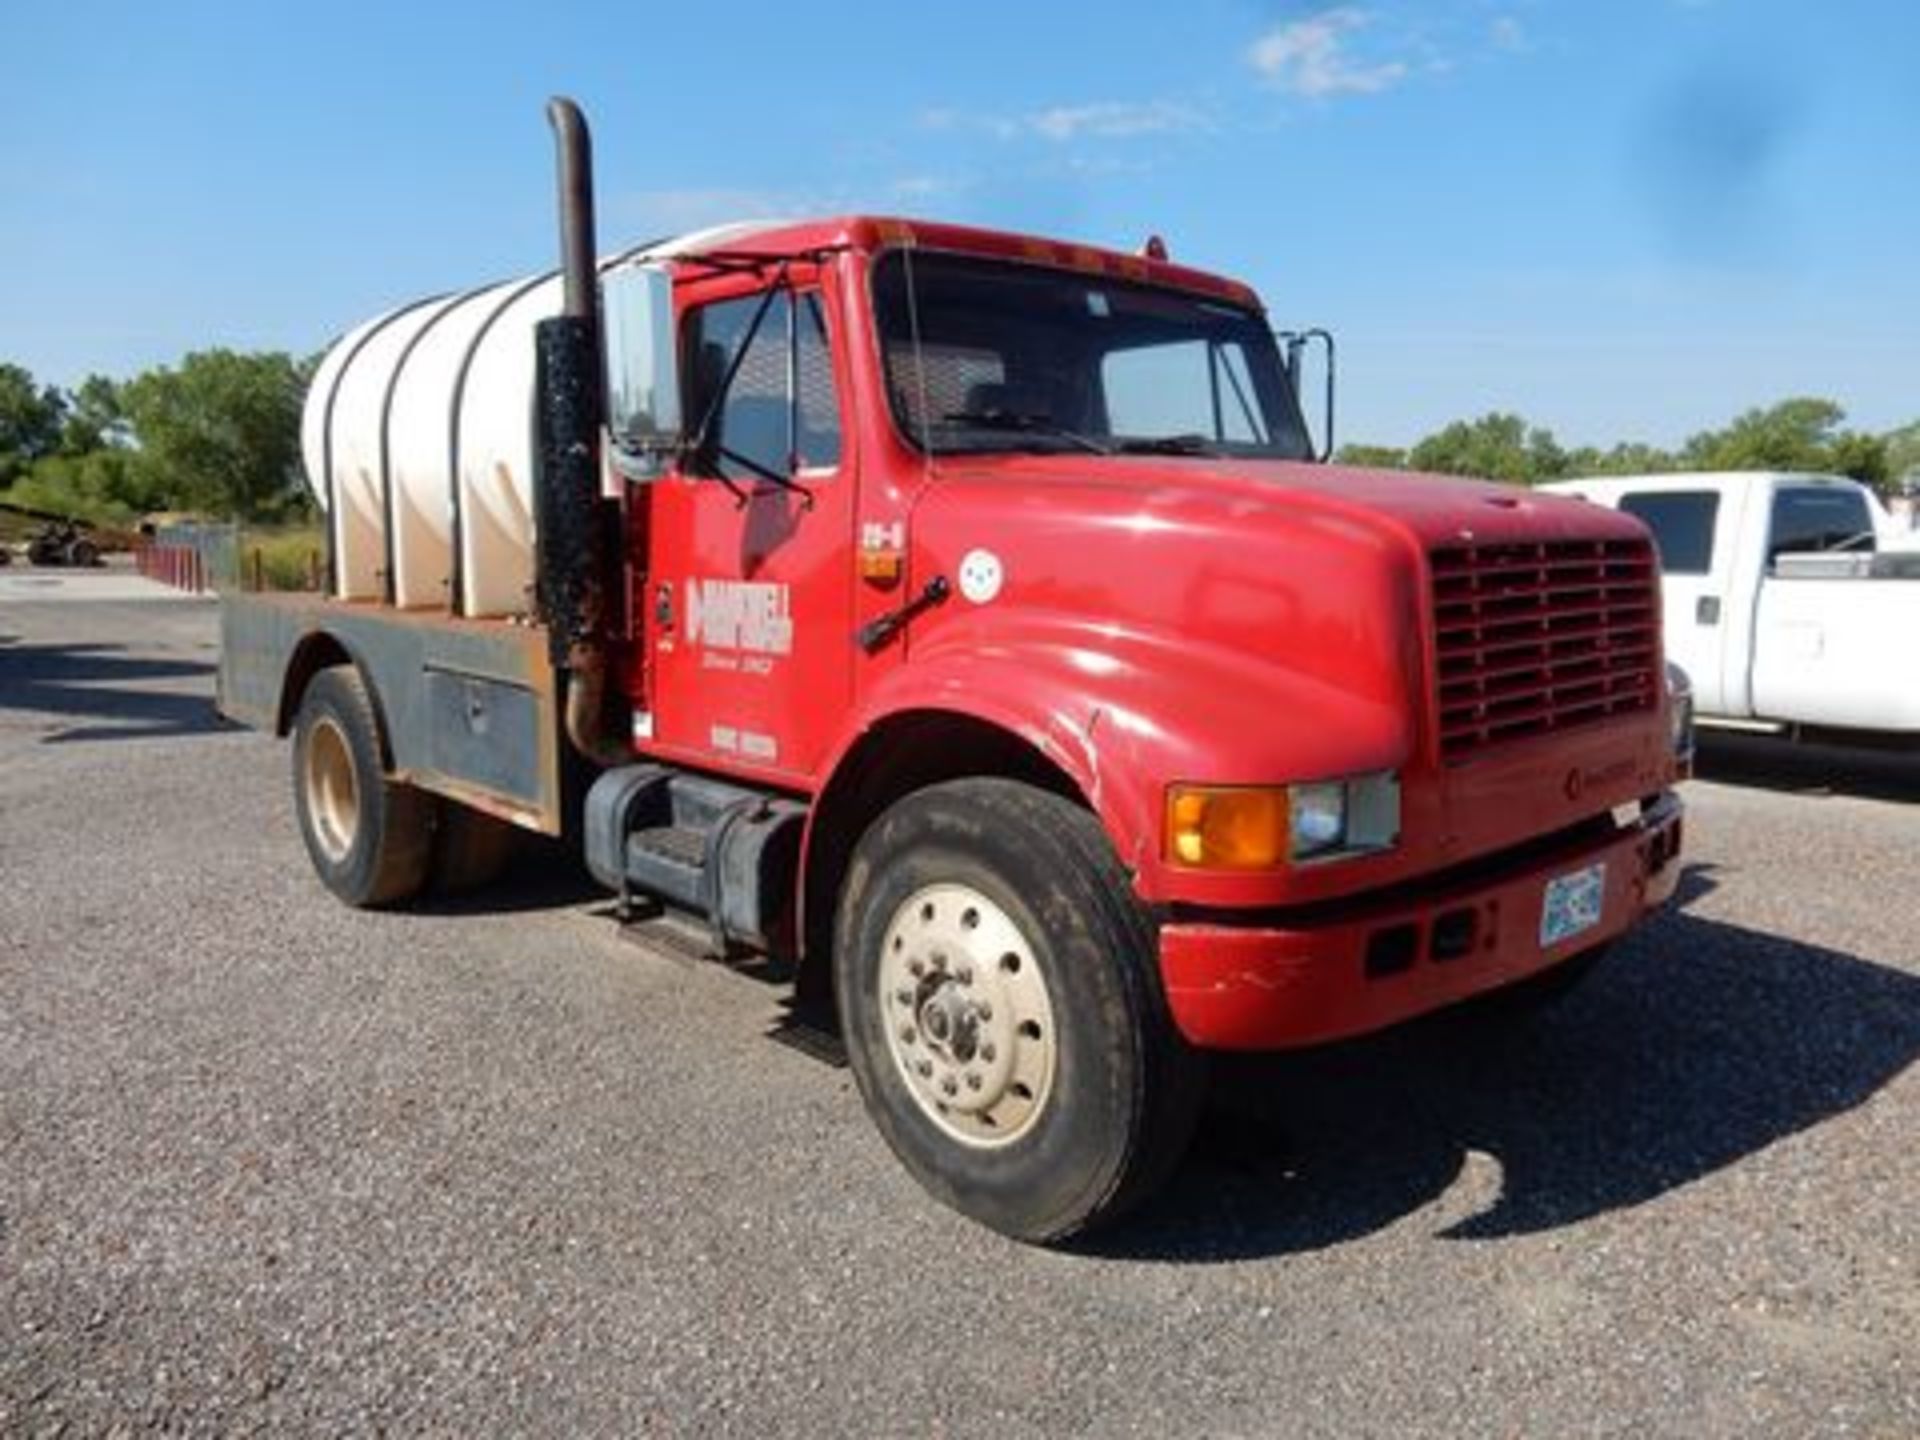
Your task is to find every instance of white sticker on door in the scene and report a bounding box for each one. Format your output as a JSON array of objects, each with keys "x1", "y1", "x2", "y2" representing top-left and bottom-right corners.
[{"x1": 957, "y1": 549, "x2": 1004, "y2": 604}]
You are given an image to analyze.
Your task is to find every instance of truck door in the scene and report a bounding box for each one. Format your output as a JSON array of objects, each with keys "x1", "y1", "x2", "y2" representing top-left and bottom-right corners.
[
  {"x1": 1749, "y1": 483, "x2": 1878, "y2": 727},
  {"x1": 1617, "y1": 487, "x2": 1739, "y2": 715},
  {"x1": 642, "y1": 271, "x2": 855, "y2": 783}
]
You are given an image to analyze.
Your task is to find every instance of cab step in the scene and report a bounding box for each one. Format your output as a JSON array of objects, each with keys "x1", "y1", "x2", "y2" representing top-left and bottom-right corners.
[{"x1": 584, "y1": 765, "x2": 806, "y2": 954}]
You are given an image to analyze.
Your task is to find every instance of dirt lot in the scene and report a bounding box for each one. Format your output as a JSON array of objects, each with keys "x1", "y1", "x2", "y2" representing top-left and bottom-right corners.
[{"x1": 2, "y1": 576, "x2": 1915, "y2": 1435}]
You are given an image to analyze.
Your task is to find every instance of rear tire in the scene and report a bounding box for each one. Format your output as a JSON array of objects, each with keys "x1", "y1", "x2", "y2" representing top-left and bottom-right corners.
[
  {"x1": 834, "y1": 778, "x2": 1205, "y2": 1243},
  {"x1": 291, "y1": 666, "x2": 433, "y2": 908}
]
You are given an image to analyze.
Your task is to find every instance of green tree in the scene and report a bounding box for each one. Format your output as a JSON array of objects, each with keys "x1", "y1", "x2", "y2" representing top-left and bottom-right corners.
[
  {"x1": 57, "y1": 374, "x2": 128, "y2": 456},
  {"x1": 1828, "y1": 432, "x2": 1891, "y2": 494},
  {"x1": 12, "y1": 449, "x2": 154, "y2": 525},
  {"x1": 1881, "y1": 421, "x2": 1920, "y2": 490},
  {"x1": 118, "y1": 349, "x2": 307, "y2": 519},
  {"x1": 1679, "y1": 396, "x2": 1890, "y2": 491},
  {"x1": 0, "y1": 363, "x2": 68, "y2": 485},
  {"x1": 1406, "y1": 412, "x2": 1568, "y2": 484},
  {"x1": 1334, "y1": 443, "x2": 1407, "y2": 469},
  {"x1": 1562, "y1": 441, "x2": 1679, "y2": 477}
]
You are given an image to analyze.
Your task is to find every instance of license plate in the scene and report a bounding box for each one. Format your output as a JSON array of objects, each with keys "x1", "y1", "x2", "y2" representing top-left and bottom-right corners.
[{"x1": 1540, "y1": 863, "x2": 1607, "y2": 948}]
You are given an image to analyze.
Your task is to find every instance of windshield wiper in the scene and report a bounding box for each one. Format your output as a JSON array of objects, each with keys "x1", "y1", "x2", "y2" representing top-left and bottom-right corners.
[
  {"x1": 1114, "y1": 433, "x2": 1221, "y2": 456},
  {"x1": 940, "y1": 409, "x2": 1112, "y2": 455}
]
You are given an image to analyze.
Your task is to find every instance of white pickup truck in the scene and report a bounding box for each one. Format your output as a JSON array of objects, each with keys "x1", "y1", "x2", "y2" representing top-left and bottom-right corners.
[{"x1": 1540, "y1": 471, "x2": 1920, "y2": 738}]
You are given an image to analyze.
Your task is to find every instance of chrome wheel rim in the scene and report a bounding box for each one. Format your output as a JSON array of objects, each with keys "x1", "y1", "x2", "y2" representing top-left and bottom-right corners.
[
  {"x1": 879, "y1": 882, "x2": 1058, "y2": 1148},
  {"x1": 304, "y1": 715, "x2": 359, "y2": 864}
]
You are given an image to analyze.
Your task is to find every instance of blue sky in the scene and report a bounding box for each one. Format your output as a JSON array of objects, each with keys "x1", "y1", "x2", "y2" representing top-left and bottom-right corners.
[{"x1": 3, "y1": 0, "x2": 1915, "y2": 448}]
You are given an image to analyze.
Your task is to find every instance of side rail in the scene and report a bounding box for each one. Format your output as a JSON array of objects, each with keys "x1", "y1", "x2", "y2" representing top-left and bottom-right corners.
[{"x1": 218, "y1": 593, "x2": 566, "y2": 834}]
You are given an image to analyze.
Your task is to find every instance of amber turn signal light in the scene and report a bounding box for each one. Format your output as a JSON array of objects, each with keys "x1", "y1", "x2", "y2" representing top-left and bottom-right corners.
[{"x1": 1166, "y1": 785, "x2": 1289, "y2": 869}]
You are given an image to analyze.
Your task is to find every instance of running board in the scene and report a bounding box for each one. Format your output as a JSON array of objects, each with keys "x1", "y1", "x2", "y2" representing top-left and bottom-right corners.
[{"x1": 583, "y1": 764, "x2": 805, "y2": 953}]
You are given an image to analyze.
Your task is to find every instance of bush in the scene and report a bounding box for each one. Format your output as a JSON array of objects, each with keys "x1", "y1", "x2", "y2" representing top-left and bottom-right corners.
[
  {"x1": 245, "y1": 528, "x2": 324, "y2": 591},
  {"x1": 4, "y1": 451, "x2": 146, "y2": 526}
]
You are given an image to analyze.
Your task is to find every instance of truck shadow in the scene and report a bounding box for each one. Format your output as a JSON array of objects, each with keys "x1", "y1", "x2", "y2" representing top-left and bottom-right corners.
[
  {"x1": 0, "y1": 637, "x2": 229, "y2": 743},
  {"x1": 412, "y1": 834, "x2": 608, "y2": 917},
  {"x1": 1092, "y1": 863, "x2": 1920, "y2": 1261},
  {"x1": 1693, "y1": 731, "x2": 1920, "y2": 803}
]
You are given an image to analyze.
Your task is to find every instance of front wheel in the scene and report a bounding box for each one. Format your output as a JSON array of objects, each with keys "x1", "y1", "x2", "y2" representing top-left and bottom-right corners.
[{"x1": 834, "y1": 778, "x2": 1205, "y2": 1243}]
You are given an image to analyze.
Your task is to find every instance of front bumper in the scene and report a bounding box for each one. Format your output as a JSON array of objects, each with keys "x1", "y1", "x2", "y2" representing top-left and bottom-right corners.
[{"x1": 1159, "y1": 792, "x2": 1683, "y2": 1050}]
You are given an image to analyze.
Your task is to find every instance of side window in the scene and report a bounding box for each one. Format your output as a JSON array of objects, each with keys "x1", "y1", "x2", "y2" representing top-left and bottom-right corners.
[
  {"x1": 795, "y1": 294, "x2": 841, "y2": 471},
  {"x1": 1619, "y1": 491, "x2": 1720, "y2": 575},
  {"x1": 1768, "y1": 487, "x2": 1872, "y2": 564},
  {"x1": 686, "y1": 290, "x2": 842, "y2": 481},
  {"x1": 1101, "y1": 339, "x2": 1269, "y2": 443}
]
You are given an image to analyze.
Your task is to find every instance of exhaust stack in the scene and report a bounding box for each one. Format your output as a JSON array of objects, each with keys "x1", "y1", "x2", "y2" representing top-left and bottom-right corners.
[{"x1": 535, "y1": 96, "x2": 628, "y2": 767}]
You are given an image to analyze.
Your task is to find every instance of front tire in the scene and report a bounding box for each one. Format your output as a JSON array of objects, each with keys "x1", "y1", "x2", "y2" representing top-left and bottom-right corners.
[
  {"x1": 291, "y1": 666, "x2": 433, "y2": 908},
  {"x1": 834, "y1": 778, "x2": 1205, "y2": 1242}
]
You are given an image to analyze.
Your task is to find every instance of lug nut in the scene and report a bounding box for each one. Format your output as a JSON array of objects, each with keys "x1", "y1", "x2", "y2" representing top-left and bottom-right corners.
[
  {"x1": 966, "y1": 1073, "x2": 983, "y2": 1091},
  {"x1": 957, "y1": 966, "x2": 973, "y2": 986},
  {"x1": 899, "y1": 1025, "x2": 916, "y2": 1043},
  {"x1": 976, "y1": 1003, "x2": 992, "y2": 1021},
  {"x1": 895, "y1": 988, "x2": 914, "y2": 1006},
  {"x1": 917, "y1": 1060, "x2": 933, "y2": 1078},
  {"x1": 940, "y1": 1076, "x2": 958, "y2": 1096},
  {"x1": 908, "y1": 959, "x2": 925, "y2": 978},
  {"x1": 981, "y1": 1043, "x2": 996, "y2": 1063}
]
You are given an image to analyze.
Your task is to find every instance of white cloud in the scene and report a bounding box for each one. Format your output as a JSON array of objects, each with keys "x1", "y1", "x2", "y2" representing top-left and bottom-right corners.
[
  {"x1": 613, "y1": 187, "x2": 803, "y2": 233},
  {"x1": 922, "y1": 99, "x2": 1204, "y2": 143},
  {"x1": 1490, "y1": 15, "x2": 1528, "y2": 52},
  {"x1": 1026, "y1": 100, "x2": 1205, "y2": 141},
  {"x1": 1247, "y1": 7, "x2": 1410, "y2": 98},
  {"x1": 889, "y1": 174, "x2": 969, "y2": 201}
]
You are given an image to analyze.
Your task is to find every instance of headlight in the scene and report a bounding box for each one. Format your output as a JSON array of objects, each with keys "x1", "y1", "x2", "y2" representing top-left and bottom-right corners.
[
  {"x1": 1664, "y1": 661, "x2": 1695, "y2": 762},
  {"x1": 1289, "y1": 782, "x2": 1347, "y2": 858},
  {"x1": 1167, "y1": 772, "x2": 1400, "y2": 869}
]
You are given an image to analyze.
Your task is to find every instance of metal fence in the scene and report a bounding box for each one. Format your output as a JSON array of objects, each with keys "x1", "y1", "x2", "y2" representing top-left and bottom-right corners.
[{"x1": 136, "y1": 522, "x2": 322, "y2": 595}]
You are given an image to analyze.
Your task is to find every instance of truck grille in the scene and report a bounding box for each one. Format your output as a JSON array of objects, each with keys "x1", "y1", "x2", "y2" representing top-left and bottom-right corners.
[{"x1": 1430, "y1": 537, "x2": 1659, "y2": 762}]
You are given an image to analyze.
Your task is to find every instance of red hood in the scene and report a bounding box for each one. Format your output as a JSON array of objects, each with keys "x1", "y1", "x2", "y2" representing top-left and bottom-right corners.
[
  {"x1": 889, "y1": 452, "x2": 1668, "y2": 909},
  {"x1": 927, "y1": 454, "x2": 1646, "y2": 552}
]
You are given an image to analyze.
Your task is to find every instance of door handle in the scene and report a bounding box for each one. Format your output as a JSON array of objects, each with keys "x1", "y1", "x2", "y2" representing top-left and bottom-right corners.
[{"x1": 1696, "y1": 596, "x2": 1720, "y2": 625}]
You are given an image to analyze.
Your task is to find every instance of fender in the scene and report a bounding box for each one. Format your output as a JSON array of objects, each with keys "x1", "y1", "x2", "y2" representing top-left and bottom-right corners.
[
  {"x1": 811, "y1": 606, "x2": 1419, "y2": 913},
  {"x1": 277, "y1": 628, "x2": 382, "y2": 742}
]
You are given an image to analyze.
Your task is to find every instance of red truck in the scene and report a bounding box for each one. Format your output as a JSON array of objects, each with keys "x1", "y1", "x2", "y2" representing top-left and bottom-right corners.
[{"x1": 218, "y1": 100, "x2": 1688, "y2": 1241}]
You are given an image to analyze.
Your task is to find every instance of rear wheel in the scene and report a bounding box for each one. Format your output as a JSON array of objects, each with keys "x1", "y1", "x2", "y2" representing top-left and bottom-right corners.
[
  {"x1": 291, "y1": 666, "x2": 433, "y2": 907},
  {"x1": 834, "y1": 778, "x2": 1205, "y2": 1243}
]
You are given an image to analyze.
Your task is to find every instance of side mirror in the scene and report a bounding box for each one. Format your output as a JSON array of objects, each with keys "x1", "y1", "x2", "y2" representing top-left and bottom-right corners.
[
  {"x1": 601, "y1": 261, "x2": 681, "y2": 479},
  {"x1": 1278, "y1": 327, "x2": 1336, "y2": 463}
]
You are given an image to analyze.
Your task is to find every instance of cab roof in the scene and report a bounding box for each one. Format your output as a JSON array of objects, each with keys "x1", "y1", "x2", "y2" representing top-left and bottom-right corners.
[{"x1": 667, "y1": 215, "x2": 1264, "y2": 311}]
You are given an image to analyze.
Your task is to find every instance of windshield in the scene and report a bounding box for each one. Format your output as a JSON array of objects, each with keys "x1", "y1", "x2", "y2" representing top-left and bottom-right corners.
[{"x1": 871, "y1": 250, "x2": 1314, "y2": 461}]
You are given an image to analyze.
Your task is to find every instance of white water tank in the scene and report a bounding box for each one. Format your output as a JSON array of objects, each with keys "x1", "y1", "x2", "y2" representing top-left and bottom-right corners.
[{"x1": 300, "y1": 222, "x2": 783, "y2": 618}]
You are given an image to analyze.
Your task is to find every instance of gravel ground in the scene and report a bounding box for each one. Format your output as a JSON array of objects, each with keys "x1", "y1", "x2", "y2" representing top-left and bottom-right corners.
[{"x1": 2, "y1": 578, "x2": 1915, "y2": 1436}]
